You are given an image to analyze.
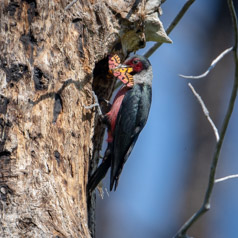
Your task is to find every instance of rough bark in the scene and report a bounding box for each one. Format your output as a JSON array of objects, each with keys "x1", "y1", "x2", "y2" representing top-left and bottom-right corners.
[{"x1": 0, "y1": 0, "x2": 170, "y2": 237}]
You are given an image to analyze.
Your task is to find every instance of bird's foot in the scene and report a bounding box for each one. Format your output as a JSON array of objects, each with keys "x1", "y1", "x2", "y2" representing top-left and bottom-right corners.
[{"x1": 99, "y1": 98, "x2": 112, "y2": 111}]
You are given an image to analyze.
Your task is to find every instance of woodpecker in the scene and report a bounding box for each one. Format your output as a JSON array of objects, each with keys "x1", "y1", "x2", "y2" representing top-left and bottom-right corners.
[{"x1": 88, "y1": 55, "x2": 153, "y2": 192}]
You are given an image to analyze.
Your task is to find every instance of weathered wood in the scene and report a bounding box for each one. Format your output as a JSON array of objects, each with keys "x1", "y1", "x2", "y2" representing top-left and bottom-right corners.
[{"x1": 0, "y1": 0, "x2": 170, "y2": 237}]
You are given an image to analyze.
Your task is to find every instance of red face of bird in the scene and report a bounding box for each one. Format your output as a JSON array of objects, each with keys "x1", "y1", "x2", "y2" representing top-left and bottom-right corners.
[{"x1": 123, "y1": 55, "x2": 151, "y2": 74}]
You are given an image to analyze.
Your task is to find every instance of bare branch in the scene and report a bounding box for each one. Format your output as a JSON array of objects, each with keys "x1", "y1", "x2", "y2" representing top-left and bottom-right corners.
[
  {"x1": 144, "y1": 0, "x2": 195, "y2": 58},
  {"x1": 229, "y1": 0, "x2": 238, "y2": 50},
  {"x1": 215, "y1": 174, "x2": 238, "y2": 183},
  {"x1": 188, "y1": 83, "x2": 220, "y2": 142},
  {"x1": 174, "y1": 0, "x2": 238, "y2": 237},
  {"x1": 180, "y1": 47, "x2": 233, "y2": 79}
]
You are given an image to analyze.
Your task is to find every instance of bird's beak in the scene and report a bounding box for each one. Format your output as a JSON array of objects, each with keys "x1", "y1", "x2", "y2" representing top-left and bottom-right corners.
[
  {"x1": 115, "y1": 64, "x2": 130, "y2": 69},
  {"x1": 115, "y1": 64, "x2": 133, "y2": 73}
]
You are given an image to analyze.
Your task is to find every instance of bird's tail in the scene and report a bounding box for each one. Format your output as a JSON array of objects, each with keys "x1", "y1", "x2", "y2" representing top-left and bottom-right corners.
[{"x1": 87, "y1": 146, "x2": 112, "y2": 194}]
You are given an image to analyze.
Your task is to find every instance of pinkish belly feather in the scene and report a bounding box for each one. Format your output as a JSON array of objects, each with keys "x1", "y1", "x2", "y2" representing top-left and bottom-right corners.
[{"x1": 106, "y1": 86, "x2": 129, "y2": 142}]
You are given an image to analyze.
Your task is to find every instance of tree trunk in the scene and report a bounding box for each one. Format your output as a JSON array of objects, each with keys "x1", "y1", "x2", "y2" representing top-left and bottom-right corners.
[{"x1": 0, "y1": 0, "x2": 170, "y2": 237}]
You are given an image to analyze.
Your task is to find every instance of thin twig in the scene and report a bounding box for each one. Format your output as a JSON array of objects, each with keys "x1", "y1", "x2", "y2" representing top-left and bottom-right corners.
[
  {"x1": 144, "y1": 0, "x2": 195, "y2": 58},
  {"x1": 188, "y1": 83, "x2": 220, "y2": 142},
  {"x1": 83, "y1": 91, "x2": 103, "y2": 116},
  {"x1": 215, "y1": 174, "x2": 238, "y2": 183},
  {"x1": 65, "y1": 0, "x2": 78, "y2": 10},
  {"x1": 174, "y1": 0, "x2": 238, "y2": 237},
  {"x1": 180, "y1": 47, "x2": 233, "y2": 79}
]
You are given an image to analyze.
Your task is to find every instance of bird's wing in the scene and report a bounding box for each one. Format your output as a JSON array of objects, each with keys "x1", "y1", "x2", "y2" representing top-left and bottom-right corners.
[{"x1": 110, "y1": 84, "x2": 152, "y2": 190}]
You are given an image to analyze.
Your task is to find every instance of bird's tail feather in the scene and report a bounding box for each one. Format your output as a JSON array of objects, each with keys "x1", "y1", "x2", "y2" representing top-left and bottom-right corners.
[{"x1": 87, "y1": 150, "x2": 111, "y2": 194}]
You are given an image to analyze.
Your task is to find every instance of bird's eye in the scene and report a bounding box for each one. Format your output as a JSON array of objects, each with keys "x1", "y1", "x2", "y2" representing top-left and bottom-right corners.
[{"x1": 133, "y1": 59, "x2": 139, "y2": 64}]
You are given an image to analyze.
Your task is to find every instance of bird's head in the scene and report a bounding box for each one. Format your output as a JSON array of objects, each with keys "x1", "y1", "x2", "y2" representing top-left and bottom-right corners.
[
  {"x1": 123, "y1": 55, "x2": 152, "y2": 85},
  {"x1": 124, "y1": 55, "x2": 151, "y2": 74}
]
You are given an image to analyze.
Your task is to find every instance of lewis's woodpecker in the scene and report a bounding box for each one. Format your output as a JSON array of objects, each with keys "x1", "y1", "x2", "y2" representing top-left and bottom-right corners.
[{"x1": 88, "y1": 55, "x2": 153, "y2": 192}]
